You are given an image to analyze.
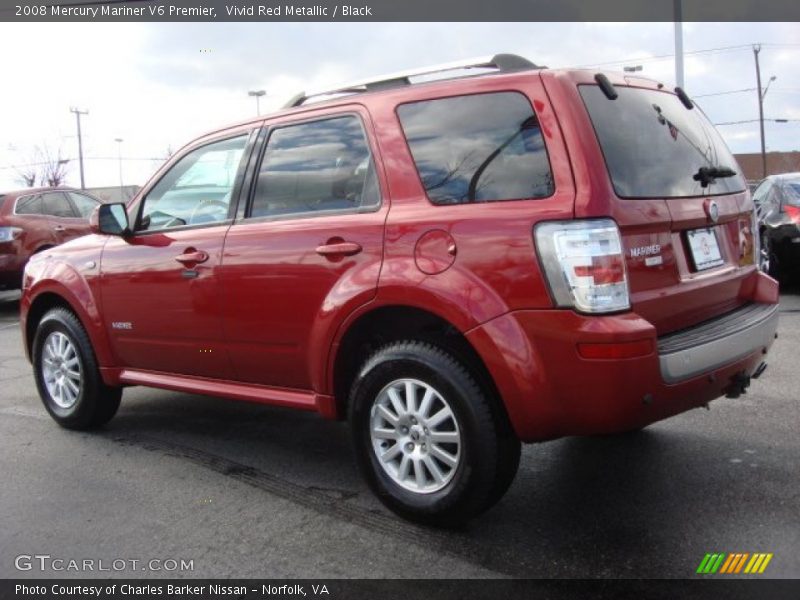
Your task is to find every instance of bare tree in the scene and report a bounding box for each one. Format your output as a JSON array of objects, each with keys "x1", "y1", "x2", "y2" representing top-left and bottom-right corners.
[
  {"x1": 15, "y1": 164, "x2": 38, "y2": 188},
  {"x1": 40, "y1": 145, "x2": 70, "y2": 187},
  {"x1": 13, "y1": 144, "x2": 71, "y2": 188}
]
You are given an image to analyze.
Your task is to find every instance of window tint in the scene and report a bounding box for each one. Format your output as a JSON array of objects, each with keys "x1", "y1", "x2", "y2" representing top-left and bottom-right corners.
[
  {"x1": 580, "y1": 85, "x2": 746, "y2": 198},
  {"x1": 250, "y1": 116, "x2": 379, "y2": 219},
  {"x1": 68, "y1": 192, "x2": 99, "y2": 218},
  {"x1": 42, "y1": 192, "x2": 76, "y2": 218},
  {"x1": 140, "y1": 135, "x2": 248, "y2": 231},
  {"x1": 397, "y1": 92, "x2": 553, "y2": 205},
  {"x1": 15, "y1": 194, "x2": 42, "y2": 215}
]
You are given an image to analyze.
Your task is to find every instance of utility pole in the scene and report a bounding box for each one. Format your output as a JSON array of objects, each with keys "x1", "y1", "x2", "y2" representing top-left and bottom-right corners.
[
  {"x1": 674, "y1": 0, "x2": 684, "y2": 89},
  {"x1": 114, "y1": 138, "x2": 124, "y2": 188},
  {"x1": 753, "y1": 45, "x2": 767, "y2": 179},
  {"x1": 70, "y1": 107, "x2": 88, "y2": 189},
  {"x1": 754, "y1": 45, "x2": 766, "y2": 178}
]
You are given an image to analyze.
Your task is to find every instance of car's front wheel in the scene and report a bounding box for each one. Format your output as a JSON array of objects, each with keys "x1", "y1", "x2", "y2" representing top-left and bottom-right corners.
[
  {"x1": 32, "y1": 307, "x2": 122, "y2": 430},
  {"x1": 349, "y1": 340, "x2": 519, "y2": 526}
]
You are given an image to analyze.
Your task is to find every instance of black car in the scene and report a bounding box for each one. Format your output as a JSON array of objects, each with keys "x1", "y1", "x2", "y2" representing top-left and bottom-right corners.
[{"x1": 753, "y1": 172, "x2": 800, "y2": 280}]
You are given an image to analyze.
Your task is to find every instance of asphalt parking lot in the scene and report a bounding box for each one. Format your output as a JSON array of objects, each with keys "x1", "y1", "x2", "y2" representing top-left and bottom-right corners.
[{"x1": 0, "y1": 289, "x2": 797, "y2": 580}]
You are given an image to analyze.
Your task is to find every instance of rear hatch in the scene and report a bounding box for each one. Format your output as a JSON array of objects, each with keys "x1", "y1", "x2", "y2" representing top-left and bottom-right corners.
[{"x1": 577, "y1": 79, "x2": 755, "y2": 335}]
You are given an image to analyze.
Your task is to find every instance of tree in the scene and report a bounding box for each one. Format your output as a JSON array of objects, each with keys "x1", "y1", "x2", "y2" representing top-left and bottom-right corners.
[
  {"x1": 14, "y1": 144, "x2": 71, "y2": 188},
  {"x1": 40, "y1": 146, "x2": 70, "y2": 187}
]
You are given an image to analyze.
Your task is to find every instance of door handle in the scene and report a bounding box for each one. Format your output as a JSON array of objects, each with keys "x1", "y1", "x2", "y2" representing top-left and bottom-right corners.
[
  {"x1": 175, "y1": 250, "x2": 209, "y2": 266},
  {"x1": 315, "y1": 241, "x2": 362, "y2": 257},
  {"x1": 52, "y1": 225, "x2": 65, "y2": 232}
]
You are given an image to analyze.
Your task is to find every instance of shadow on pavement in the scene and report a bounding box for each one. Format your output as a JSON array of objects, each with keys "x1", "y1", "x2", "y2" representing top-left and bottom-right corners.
[{"x1": 99, "y1": 391, "x2": 760, "y2": 577}]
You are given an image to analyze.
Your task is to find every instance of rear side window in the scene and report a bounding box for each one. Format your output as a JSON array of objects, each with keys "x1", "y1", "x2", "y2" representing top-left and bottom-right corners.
[
  {"x1": 42, "y1": 192, "x2": 77, "y2": 218},
  {"x1": 250, "y1": 115, "x2": 380, "y2": 219},
  {"x1": 580, "y1": 85, "x2": 746, "y2": 198},
  {"x1": 397, "y1": 92, "x2": 553, "y2": 205},
  {"x1": 15, "y1": 194, "x2": 43, "y2": 215}
]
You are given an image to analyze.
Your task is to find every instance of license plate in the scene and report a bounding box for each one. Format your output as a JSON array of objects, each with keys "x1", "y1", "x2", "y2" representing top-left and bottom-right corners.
[{"x1": 687, "y1": 228, "x2": 724, "y2": 271}]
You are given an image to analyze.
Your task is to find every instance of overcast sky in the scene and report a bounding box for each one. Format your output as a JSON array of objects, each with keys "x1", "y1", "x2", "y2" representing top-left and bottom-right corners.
[{"x1": 0, "y1": 21, "x2": 798, "y2": 190}]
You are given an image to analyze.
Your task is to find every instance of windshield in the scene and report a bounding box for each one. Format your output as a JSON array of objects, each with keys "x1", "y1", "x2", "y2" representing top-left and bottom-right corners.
[{"x1": 580, "y1": 85, "x2": 746, "y2": 198}]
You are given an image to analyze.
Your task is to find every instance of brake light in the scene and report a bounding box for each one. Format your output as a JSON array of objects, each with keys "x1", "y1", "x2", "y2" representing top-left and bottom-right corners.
[
  {"x1": 785, "y1": 205, "x2": 800, "y2": 225},
  {"x1": 534, "y1": 219, "x2": 630, "y2": 313},
  {"x1": 573, "y1": 254, "x2": 626, "y2": 285}
]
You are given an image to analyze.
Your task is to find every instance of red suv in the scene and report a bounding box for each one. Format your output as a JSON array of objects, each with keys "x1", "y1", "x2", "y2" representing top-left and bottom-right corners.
[
  {"x1": 20, "y1": 55, "x2": 779, "y2": 524},
  {"x1": 0, "y1": 187, "x2": 100, "y2": 290}
]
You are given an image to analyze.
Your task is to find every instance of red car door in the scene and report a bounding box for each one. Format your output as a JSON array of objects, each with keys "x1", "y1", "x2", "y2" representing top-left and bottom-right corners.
[
  {"x1": 41, "y1": 191, "x2": 86, "y2": 244},
  {"x1": 220, "y1": 109, "x2": 387, "y2": 391},
  {"x1": 100, "y1": 129, "x2": 255, "y2": 379}
]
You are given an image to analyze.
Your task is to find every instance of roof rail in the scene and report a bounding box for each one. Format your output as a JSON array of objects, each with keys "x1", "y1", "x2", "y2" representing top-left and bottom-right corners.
[{"x1": 284, "y1": 53, "x2": 542, "y2": 108}]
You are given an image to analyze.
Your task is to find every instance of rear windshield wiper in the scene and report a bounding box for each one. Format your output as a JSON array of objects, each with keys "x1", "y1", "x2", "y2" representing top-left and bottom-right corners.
[{"x1": 693, "y1": 165, "x2": 737, "y2": 188}]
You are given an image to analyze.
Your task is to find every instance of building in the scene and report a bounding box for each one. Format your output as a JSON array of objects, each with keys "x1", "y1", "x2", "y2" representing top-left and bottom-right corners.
[{"x1": 733, "y1": 151, "x2": 800, "y2": 183}]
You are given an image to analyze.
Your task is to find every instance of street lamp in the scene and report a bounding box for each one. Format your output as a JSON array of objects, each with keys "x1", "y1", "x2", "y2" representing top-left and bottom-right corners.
[
  {"x1": 248, "y1": 89, "x2": 266, "y2": 116},
  {"x1": 114, "y1": 138, "x2": 124, "y2": 188},
  {"x1": 623, "y1": 65, "x2": 643, "y2": 73}
]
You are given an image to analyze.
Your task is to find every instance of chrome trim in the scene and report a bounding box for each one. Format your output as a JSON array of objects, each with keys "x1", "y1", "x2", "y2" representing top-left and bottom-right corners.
[{"x1": 658, "y1": 303, "x2": 778, "y2": 383}]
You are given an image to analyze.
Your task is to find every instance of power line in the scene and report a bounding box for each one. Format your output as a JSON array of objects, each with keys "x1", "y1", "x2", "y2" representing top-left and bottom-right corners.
[
  {"x1": 577, "y1": 42, "x2": 800, "y2": 69},
  {"x1": 713, "y1": 118, "x2": 800, "y2": 126},
  {"x1": 693, "y1": 88, "x2": 756, "y2": 98},
  {"x1": 0, "y1": 156, "x2": 170, "y2": 171}
]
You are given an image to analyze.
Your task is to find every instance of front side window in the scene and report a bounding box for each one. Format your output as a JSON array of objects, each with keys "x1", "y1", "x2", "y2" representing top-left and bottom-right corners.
[
  {"x1": 42, "y1": 192, "x2": 76, "y2": 218},
  {"x1": 68, "y1": 192, "x2": 99, "y2": 218},
  {"x1": 139, "y1": 135, "x2": 248, "y2": 231},
  {"x1": 250, "y1": 115, "x2": 380, "y2": 219},
  {"x1": 397, "y1": 92, "x2": 554, "y2": 205},
  {"x1": 15, "y1": 194, "x2": 42, "y2": 215}
]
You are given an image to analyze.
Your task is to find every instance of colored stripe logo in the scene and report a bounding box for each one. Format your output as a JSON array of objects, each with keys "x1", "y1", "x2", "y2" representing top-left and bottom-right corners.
[{"x1": 696, "y1": 553, "x2": 773, "y2": 574}]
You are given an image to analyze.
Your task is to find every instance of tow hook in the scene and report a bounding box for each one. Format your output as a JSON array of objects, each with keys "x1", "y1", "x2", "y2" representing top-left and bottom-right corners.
[{"x1": 725, "y1": 371, "x2": 751, "y2": 399}]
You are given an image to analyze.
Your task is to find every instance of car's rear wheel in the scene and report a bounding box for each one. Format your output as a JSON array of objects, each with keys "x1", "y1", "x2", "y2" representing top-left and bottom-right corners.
[
  {"x1": 32, "y1": 308, "x2": 122, "y2": 430},
  {"x1": 349, "y1": 340, "x2": 519, "y2": 526}
]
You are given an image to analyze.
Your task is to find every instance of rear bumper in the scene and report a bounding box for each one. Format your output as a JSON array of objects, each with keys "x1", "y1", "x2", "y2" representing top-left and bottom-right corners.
[
  {"x1": 658, "y1": 303, "x2": 778, "y2": 383},
  {"x1": 467, "y1": 272, "x2": 780, "y2": 442}
]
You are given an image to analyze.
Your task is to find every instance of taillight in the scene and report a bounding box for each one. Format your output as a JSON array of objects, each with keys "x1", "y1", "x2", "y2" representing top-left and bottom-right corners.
[
  {"x1": 534, "y1": 219, "x2": 630, "y2": 313},
  {"x1": 738, "y1": 213, "x2": 756, "y2": 267},
  {"x1": 0, "y1": 227, "x2": 23, "y2": 243},
  {"x1": 785, "y1": 205, "x2": 800, "y2": 225}
]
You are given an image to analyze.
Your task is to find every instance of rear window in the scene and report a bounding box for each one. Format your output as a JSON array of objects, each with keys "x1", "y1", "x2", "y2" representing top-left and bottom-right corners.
[
  {"x1": 397, "y1": 92, "x2": 553, "y2": 205},
  {"x1": 580, "y1": 85, "x2": 746, "y2": 198}
]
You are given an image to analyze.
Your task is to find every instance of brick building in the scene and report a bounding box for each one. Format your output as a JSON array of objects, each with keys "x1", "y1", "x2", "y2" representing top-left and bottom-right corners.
[{"x1": 733, "y1": 151, "x2": 800, "y2": 182}]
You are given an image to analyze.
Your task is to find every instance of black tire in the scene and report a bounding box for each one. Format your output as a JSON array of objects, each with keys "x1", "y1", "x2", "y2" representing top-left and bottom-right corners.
[
  {"x1": 348, "y1": 340, "x2": 519, "y2": 526},
  {"x1": 761, "y1": 233, "x2": 781, "y2": 281},
  {"x1": 478, "y1": 431, "x2": 521, "y2": 515},
  {"x1": 32, "y1": 307, "x2": 122, "y2": 430}
]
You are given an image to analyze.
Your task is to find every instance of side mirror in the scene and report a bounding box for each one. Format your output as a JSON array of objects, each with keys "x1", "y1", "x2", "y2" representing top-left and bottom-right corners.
[{"x1": 90, "y1": 203, "x2": 130, "y2": 236}]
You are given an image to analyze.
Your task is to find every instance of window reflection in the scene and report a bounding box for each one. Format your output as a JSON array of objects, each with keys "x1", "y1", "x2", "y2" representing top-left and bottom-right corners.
[
  {"x1": 397, "y1": 92, "x2": 554, "y2": 205},
  {"x1": 251, "y1": 116, "x2": 380, "y2": 218}
]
